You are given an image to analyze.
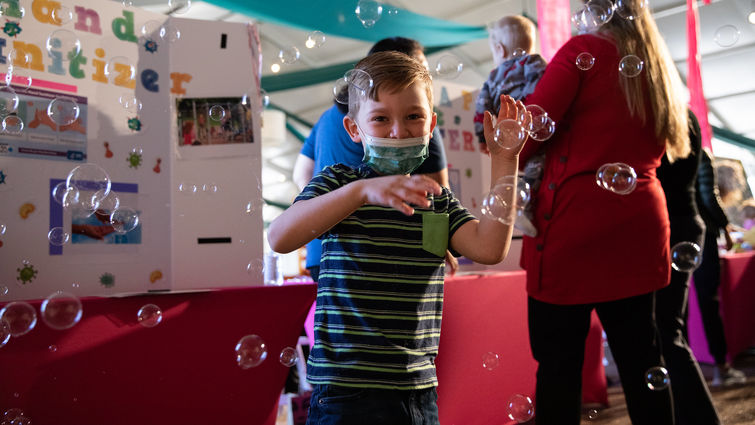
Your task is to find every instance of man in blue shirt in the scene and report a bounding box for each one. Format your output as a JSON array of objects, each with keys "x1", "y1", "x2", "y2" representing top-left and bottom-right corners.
[{"x1": 293, "y1": 37, "x2": 449, "y2": 281}]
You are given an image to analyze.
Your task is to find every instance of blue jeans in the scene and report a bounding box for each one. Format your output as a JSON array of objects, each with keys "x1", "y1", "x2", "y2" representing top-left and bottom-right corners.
[{"x1": 305, "y1": 385, "x2": 439, "y2": 425}]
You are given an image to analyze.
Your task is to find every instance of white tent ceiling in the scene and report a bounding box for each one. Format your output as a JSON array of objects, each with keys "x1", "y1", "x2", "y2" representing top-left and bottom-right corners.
[{"x1": 134, "y1": 0, "x2": 755, "y2": 140}]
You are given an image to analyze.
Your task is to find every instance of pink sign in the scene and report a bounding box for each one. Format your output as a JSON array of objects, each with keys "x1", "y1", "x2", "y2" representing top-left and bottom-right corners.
[
  {"x1": 537, "y1": 0, "x2": 572, "y2": 61},
  {"x1": 687, "y1": 0, "x2": 713, "y2": 150}
]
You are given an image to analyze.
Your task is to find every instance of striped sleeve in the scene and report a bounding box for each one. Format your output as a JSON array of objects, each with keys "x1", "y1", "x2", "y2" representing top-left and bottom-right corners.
[{"x1": 294, "y1": 164, "x2": 359, "y2": 203}]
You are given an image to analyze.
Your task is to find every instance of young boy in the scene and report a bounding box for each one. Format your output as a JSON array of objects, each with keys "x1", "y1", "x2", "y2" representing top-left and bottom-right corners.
[
  {"x1": 268, "y1": 51, "x2": 527, "y2": 424},
  {"x1": 474, "y1": 15, "x2": 547, "y2": 237}
]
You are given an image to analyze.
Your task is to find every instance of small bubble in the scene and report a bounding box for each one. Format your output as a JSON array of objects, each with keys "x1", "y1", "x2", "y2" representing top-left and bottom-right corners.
[
  {"x1": 645, "y1": 366, "x2": 670, "y2": 391},
  {"x1": 305, "y1": 31, "x2": 326, "y2": 49},
  {"x1": 618, "y1": 55, "x2": 643, "y2": 78},
  {"x1": 575, "y1": 52, "x2": 595, "y2": 71},
  {"x1": 278, "y1": 47, "x2": 300, "y2": 64}
]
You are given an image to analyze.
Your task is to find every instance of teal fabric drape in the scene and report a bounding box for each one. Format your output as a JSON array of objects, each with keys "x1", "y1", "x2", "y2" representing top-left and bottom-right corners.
[
  {"x1": 261, "y1": 45, "x2": 453, "y2": 92},
  {"x1": 205, "y1": 0, "x2": 487, "y2": 47}
]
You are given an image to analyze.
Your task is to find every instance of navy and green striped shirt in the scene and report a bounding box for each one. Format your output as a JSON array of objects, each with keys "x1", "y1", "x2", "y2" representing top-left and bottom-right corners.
[{"x1": 294, "y1": 164, "x2": 476, "y2": 390}]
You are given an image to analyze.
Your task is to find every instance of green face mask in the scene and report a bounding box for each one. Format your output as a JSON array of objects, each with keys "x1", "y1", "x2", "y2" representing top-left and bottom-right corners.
[{"x1": 358, "y1": 128, "x2": 430, "y2": 175}]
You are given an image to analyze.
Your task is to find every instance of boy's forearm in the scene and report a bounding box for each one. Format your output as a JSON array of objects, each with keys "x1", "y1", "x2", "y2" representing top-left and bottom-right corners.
[
  {"x1": 451, "y1": 155, "x2": 519, "y2": 264},
  {"x1": 268, "y1": 181, "x2": 365, "y2": 253}
]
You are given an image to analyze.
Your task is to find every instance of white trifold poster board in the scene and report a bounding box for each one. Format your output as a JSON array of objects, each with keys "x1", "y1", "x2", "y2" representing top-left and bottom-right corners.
[
  {"x1": 433, "y1": 80, "x2": 523, "y2": 272},
  {"x1": 0, "y1": 0, "x2": 264, "y2": 300}
]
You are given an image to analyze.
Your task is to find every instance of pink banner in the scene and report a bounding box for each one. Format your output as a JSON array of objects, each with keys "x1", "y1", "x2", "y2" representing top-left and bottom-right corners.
[
  {"x1": 687, "y1": 0, "x2": 713, "y2": 150},
  {"x1": 537, "y1": 0, "x2": 572, "y2": 61}
]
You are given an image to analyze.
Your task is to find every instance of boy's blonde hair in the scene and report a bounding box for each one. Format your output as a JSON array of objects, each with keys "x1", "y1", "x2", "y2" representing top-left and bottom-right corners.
[
  {"x1": 348, "y1": 51, "x2": 433, "y2": 119},
  {"x1": 488, "y1": 16, "x2": 537, "y2": 57}
]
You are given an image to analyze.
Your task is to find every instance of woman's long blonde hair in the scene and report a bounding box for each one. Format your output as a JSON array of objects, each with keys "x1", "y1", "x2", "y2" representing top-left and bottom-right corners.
[{"x1": 600, "y1": 1, "x2": 690, "y2": 161}]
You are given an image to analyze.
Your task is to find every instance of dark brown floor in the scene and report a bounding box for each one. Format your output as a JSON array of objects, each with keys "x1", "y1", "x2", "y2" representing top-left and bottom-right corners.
[{"x1": 583, "y1": 350, "x2": 755, "y2": 424}]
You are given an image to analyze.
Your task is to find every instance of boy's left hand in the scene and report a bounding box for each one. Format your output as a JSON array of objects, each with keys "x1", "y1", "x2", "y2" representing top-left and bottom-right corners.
[{"x1": 482, "y1": 95, "x2": 529, "y2": 157}]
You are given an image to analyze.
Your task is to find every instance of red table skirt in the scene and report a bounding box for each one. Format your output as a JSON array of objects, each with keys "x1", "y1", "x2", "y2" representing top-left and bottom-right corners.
[
  {"x1": 689, "y1": 251, "x2": 755, "y2": 363},
  {"x1": 0, "y1": 284, "x2": 316, "y2": 425},
  {"x1": 436, "y1": 271, "x2": 607, "y2": 425}
]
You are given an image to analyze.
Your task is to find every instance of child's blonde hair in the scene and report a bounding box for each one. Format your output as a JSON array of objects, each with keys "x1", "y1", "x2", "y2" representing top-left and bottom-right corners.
[
  {"x1": 348, "y1": 51, "x2": 433, "y2": 119},
  {"x1": 488, "y1": 16, "x2": 537, "y2": 59}
]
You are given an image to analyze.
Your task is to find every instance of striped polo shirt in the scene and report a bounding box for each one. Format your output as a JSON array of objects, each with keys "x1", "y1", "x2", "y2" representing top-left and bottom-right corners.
[{"x1": 294, "y1": 164, "x2": 476, "y2": 390}]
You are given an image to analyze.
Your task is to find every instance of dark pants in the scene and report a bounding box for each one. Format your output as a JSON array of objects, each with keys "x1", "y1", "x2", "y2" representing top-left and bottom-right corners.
[
  {"x1": 528, "y1": 293, "x2": 673, "y2": 425},
  {"x1": 692, "y1": 230, "x2": 728, "y2": 364},
  {"x1": 656, "y1": 216, "x2": 720, "y2": 424},
  {"x1": 305, "y1": 385, "x2": 439, "y2": 425}
]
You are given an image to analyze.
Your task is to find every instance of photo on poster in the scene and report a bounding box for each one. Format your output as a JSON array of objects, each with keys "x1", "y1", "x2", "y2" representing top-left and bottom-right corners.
[
  {"x1": 0, "y1": 86, "x2": 88, "y2": 162},
  {"x1": 49, "y1": 179, "x2": 141, "y2": 256},
  {"x1": 176, "y1": 97, "x2": 253, "y2": 147}
]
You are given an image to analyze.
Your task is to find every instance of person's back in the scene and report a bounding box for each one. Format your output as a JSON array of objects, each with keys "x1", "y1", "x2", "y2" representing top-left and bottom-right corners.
[
  {"x1": 474, "y1": 15, "x2": 547, "y2": 145},
  {"x1": 655, "y1": 111, "x2": 722, "y2": 425}
]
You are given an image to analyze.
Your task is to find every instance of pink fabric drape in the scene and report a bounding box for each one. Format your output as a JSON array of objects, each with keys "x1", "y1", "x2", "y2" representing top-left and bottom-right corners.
[
  {"x1": 537, "y1": 0, "x2": 571, "y2": 61},
  {"x1": 687, "y1": 0, "x2": 713, "y2": 150}
]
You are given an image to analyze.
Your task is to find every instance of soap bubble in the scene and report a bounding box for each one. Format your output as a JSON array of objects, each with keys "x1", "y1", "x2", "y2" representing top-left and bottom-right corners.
[
  {"x1": 278, "y1": 47, "x2": 300, "y2": 64},
  {"x1": 2, "y1": 115, "x2": 24, "y2": 134},
  {"x1": 305, "y1": 31, "x2": 326, "y2": 49},
  {"x1": 179, "y1": 182, "x2": 198, "y2": 194},
  {"x1": 507, "y1": 394, "x2": 535, "y2": 423},
  {"x1": 482, "y1": 351, "x2": 500, "y2": 370},
  {"x1": 576, "y1": 52, "x2": 595, "y2": 70},
  {"x1": 47, "y1": 97, "x2": 80, "y2": 126},
  {"x1": 0, "y1": 319, "x2": 10, "y2": 347},
  {"x1": 246, "y1": 258, "x2": 263, "y2": 274},
  {"x1": 596, "y1": 162, "x2": 637, "y2": 195},
  {"x1": 481, "y1": 182, "x2": 518, "y2": 225},
  {"x1": 41, "y1": 291, "x2": 82, "y2": 330},
  {"x1": 208, "y1": 105, "x2": 226, "y2": 122},
  {"x1": 0, "y1": 301, "x2": 37, "y2": 337},
  {"x1": 236, "y1": 334, "x2": 268, "y2": 369},
  {"x1": 344, "y1": 68, "x2": 374, "y2": 99},
  {"x1": 279, "y1": 346, "x2": 298, "y2": 367},
  {"x1": 137, "y1": 304, "x2": 162, "y2": 327},
  {"x1": 52, "y1": 5, "x2": 73, "y2": 25},
  {"x1": 0, "y1": 86, "x2": 19, "y2": 116},
  {"x1": 645, "y1": 366, "x2": 670, "y2": 390},
  {"x1": 433, "y1": 55, "x2": 464, "y2": 79},
  {"x1": 45, "y1": 29, "x2": 82, "y2": 60},
  {"x1": 511, "y1": 48, "x2": 527, "y2": 59},
  {"x1": 493, "y1": 119, "x2": 527, "y2": 150},
  {"x1": 110, "y1": 207, "x2": 139, "y2": 234},
  {"x1": 528, "y1": 115, "x2": 556, "y2": 142},
  {"x1": 333, "y1": 77, "x2": 350, "y2": 104},
  {"x1": 168, "y1": 0, "x2": 191, "y2": 14},
  {"x1": 67, "y1": 164, "x2": 111, "y2": 203},
  {"x1": 572, "y1": 1, "x2": 612, "y2": 33},
  {"x1": 105, "y1": 56, "x2": 136, "y2": 80},
  {"x1": 671, "y1": 242, "x2": 702, "y2": 272},
  {"x1": 618, "y1": 55, "x2": 643, "y2": 77},
  {"x1": 119, "y1": 93, "x2": 143, "y2": 113},
  {"x1": 93, "y1": 190, "x2": 120, "y2": 213},
  {"x1": 141, "y1": 20, "x2": 162, "y2": 38},
  {"x1": 159, "y1": 23, "x2": 181, "y2": 42},
  {"x1": 714, "y1": 25, "x2": 740, "y2": 48},
  {"x1": 355, "y1": 0, "x2": 383, "y2": 28},
  {"x1": 615, "y1": 0, "x2": 646, "y2": 20},
  {"x1": 47, "y1": 227, "x2": 70, "y2": 246}
]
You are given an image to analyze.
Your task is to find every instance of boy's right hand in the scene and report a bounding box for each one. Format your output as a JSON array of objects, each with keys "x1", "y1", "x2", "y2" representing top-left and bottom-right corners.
[
  {"x1": 483, "y1": 95, "x2": 530, "y2": 157},
  {"x1": 360, "y1": 175, "x2": 442, "y2": 216}
]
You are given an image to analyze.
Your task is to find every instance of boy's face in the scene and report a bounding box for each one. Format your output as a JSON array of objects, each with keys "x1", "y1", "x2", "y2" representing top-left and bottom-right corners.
[{"x1": 344, "y1": 82, "x2": 436, "y2": 142}]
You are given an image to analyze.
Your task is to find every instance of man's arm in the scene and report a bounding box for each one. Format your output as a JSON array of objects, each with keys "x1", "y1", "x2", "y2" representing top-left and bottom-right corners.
[{"x1": 293, "y1": 154, "x2": 315, "y2": 191}]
